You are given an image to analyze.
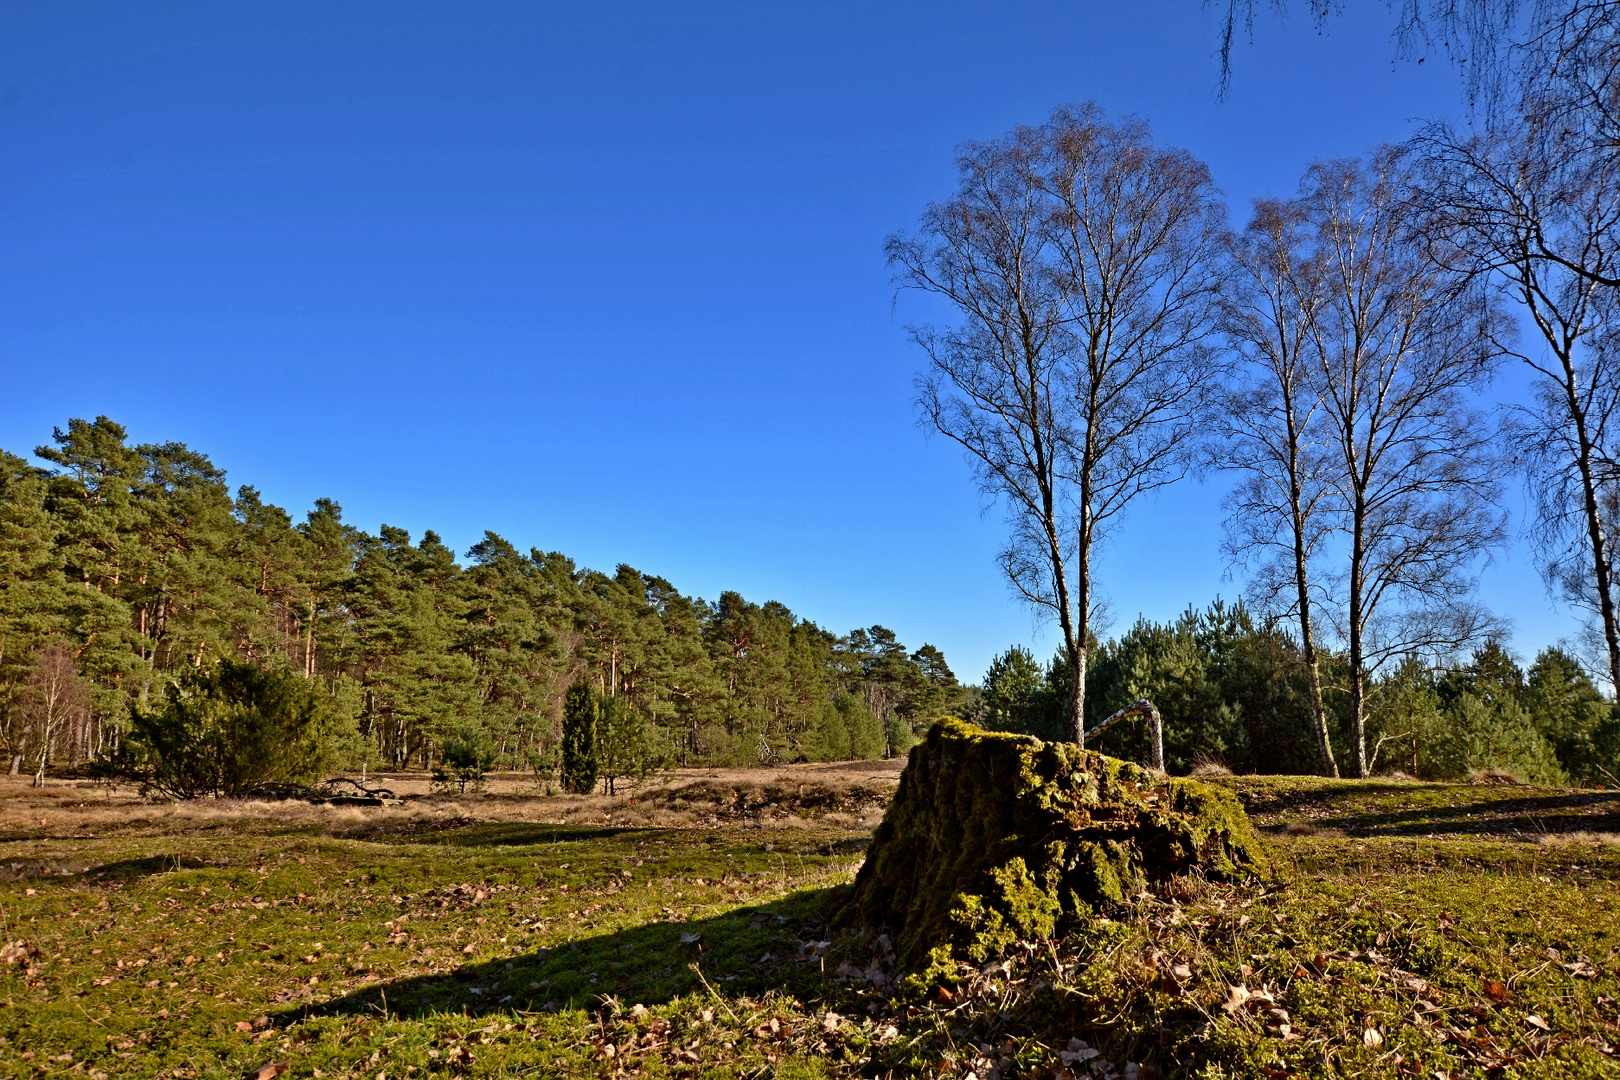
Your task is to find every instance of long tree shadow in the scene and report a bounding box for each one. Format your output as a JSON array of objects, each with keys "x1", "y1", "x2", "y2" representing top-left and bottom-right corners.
[
  {"x1": 2, "y1": 853, "x2": 220, "y2": 883},
  {"x1": 82, "y1": 853, "x2": 215, "y2": 878},
  {"x1": 1308, "y1": 791, "x2": 1620, "y2": 838},
  {"x1": 1237, "y1": 782, "x2": 1620, "y2": 837},
  {"x1": 366, "y1": 822, "x2": 637, "y2": 849},
  {"x1": 280, "y1": 886, "x2": 852, "y2": 1025}
]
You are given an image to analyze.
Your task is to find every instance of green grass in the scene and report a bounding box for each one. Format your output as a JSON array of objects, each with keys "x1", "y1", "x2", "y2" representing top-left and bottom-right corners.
[
  {"x1": 1, "y1": 778, "x2": 1618, "y2": 1078},
  {"x1": 1220, "y1": 774, "x2": 1620, "y2": 840}
]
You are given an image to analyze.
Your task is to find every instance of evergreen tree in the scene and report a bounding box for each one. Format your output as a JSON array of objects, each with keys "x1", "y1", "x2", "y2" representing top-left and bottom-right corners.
[
  {"x1": 837, "y1": 692, "x2": 886, "y2": 760},
  {"x1": 1083, "y1": 603, "x2": 1262, "y2": 772},
  {"x1": 597, "y1": 691, "x2": 667, "y2": 795},
  {"x1": 436, "y1": 726, "x2": 496, "y2": 793},
  {"x1": 560, "y1": 679, "x2": 599, "y2": 794},
  {"x1": 0, "y1": 415, "x2": 1021, "y2": 775},
  {"x1": 981, "y1": 646, "x2": 1051, "y2": 738},
  {"x1": 0, "y1": 452, "x2": 71, "y2": 756},
  {"x1": 122, "y1": 659, "x2": 352, "y2": 799},
  {"x1": 1524, "y1": 648, "x2": 1618, "y2": 785},
  {"x1": 1371, "y1": 647, "x2": 1569, "y2": 783}
]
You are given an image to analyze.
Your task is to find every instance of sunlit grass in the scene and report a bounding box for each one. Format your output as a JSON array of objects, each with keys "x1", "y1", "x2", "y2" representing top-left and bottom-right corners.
[{"x1": 0, "y1": 773, "x2": 1616, "y2": 1077}]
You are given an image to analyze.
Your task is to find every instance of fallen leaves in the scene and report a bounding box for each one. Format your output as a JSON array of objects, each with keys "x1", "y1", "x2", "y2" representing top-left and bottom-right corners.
[
  {"x1": 1058, "y1": 1038, "x2": 1100, "y2": 1065},
  {"x1": 1221, "y1": 984, "x2": 1275, "y2": 1013}
]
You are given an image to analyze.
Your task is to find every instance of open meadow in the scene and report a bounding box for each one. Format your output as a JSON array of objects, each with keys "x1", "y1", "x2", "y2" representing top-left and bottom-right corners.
[{"x1": 1, "y1": 766, "x2": 1617, "y2": 1080}]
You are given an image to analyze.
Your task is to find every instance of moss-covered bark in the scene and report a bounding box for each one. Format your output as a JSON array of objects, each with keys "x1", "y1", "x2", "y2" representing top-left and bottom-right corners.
[{"x1": 841, "y1": 718, "x2": 1266, "y2": 974}]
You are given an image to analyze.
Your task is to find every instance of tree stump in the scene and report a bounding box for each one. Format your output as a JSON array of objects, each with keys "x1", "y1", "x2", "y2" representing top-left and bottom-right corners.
[{"x1": 841, "y1": 718, "x2": 1265, "y2": 974}]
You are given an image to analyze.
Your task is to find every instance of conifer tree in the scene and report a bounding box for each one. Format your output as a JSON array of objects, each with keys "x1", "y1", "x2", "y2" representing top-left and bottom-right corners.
[
  {"x1": 560, "y1": 678, "x2": 599, "y2": 794},
  {"x1": 1, "y1": 415, "x2": 974, "y2": 776}
]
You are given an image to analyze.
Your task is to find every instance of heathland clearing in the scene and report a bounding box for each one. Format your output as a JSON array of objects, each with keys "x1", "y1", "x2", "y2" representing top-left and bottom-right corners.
[{"x1": 1, "y1": 766, "x2": 1617, "y2": 1078}]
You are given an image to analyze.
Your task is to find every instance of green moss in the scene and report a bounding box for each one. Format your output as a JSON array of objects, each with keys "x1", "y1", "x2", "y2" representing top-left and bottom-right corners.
[
  {"x1": 948, "y1": 855, "x2": 1062, "y2": 961},
  {"x1": 840, "y1": 718, "x2": 1267, "y2": 973}
]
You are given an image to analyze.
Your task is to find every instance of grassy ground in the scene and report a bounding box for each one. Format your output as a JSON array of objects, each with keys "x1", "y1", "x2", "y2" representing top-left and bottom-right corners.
[{"x1": 0, "y1": 771, "x2": 1617, "y2": 1079}]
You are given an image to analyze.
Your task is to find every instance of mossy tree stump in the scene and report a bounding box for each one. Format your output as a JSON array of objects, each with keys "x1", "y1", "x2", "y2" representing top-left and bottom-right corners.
[{"x1": 842, "y1": 718, "x2": 1265, "y2": 974}]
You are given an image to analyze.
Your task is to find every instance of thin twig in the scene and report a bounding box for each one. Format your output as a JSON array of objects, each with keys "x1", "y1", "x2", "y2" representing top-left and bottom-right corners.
[{"x1": 687, "y1": 962, "x2": 739, "y2": 1024}]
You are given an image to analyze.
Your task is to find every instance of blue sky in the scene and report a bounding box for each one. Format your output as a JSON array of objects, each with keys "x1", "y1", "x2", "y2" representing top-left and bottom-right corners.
[{"x1": 0, "y1": 1, "x2": 1573, "y2": 682}]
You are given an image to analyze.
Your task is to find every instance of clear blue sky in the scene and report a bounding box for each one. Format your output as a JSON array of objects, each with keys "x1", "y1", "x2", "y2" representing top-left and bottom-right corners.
[{"x1": 0, "y1": 1, "x2": 1575, "y2": 683}]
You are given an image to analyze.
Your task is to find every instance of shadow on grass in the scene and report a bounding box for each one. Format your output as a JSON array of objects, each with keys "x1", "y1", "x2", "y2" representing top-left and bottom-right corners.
[
  {"x1": 1318, "y1": 791, "x2": 1619, "y2": 838},
  {"x1": 1236, "y1": 781, "x2": 1620, "y2": 837},
  {"x1": 280, "y1": 886, "x2": 850, "y2": 1025},
  {"x1": 0, "y1": 852, "x2": 226, "y2": 884},
  {"x1": 353, "y1": 822, "x2": 874, "y2": 860},
  {"x1": 89, "y1": 853, "x2": 216, "y2": 877},
  {"x1": 383, "y1": 823, "x2": 637, "y2": 849}
]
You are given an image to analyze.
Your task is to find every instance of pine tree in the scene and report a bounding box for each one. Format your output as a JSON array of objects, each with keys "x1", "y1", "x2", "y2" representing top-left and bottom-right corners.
[
  {"x1": 981, "y1": 646, "x2": 1049, "y2": 737},
  {"x1": 597, "y1": 692, "x2": 666, "y2": 795},
  {"x1": 1524, "y1": 648, "x2": 1615, "y2": 785},
  {"x1": 560, "y1": 679, "x2": 599, "y2": 794},
  {"x1": 2, "y1": 417, "x2": 972, "y2": 775}
]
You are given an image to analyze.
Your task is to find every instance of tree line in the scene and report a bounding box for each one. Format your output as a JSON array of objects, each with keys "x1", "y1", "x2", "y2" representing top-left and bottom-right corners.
[
  {"x1": 976, "y1": 600, "x2": 1617, "y2": 786},
  {"x1": 0, "y1": 418, "x2": 964, "y2": 782},
  {"x1": 900, "y1": 2, "x2": 1620, "y2": 780}
]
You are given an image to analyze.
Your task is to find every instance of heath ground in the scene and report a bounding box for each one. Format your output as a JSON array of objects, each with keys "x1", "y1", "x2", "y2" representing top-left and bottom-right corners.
[{"x1": 1, "y1": 765, "x2": 1617, "y2": 1079}]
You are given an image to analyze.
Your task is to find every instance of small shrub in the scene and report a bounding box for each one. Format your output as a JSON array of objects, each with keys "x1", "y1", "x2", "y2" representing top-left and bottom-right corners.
[
  {"x1": 525, "y1": 745, "x2": 559, "y2": 792},
  {"x1": 435, "y1": 727, "x2": 495, "y2": 793},
  {"x1": 598, "y1": 694, "x2": 670, "y2": 795},
  {"x1": 119, "y1": 660, "x2": 348, "y2": 799}
]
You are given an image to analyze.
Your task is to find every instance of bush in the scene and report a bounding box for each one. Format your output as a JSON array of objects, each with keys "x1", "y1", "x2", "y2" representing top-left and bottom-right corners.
[
  {"x1": 120, "y1": 661, "x2": 348, "y2": 799},
  {"x1": 525, "y1": 745, "x2": 559, "y2": 790},
  {"x1": 435, "y1": 727, "x2": 496, "y2": 793}
]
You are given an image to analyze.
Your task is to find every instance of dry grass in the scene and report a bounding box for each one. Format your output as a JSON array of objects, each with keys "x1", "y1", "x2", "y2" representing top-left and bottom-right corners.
[
  {"x1": 0, "y1": 757, "x2": 907, "y2": 842},
  {"x1": 1468, "y1": 767, "x2": 1527, "y2": 785},
  {"x1": 1538, "y1": 830, "x2": 1620, "y2": 846}
]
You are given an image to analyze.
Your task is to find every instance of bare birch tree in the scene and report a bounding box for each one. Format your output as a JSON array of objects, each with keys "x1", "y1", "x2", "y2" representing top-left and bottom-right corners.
[
  {"x1": 1516, "y1": 1, "x2": 1620, "y2": 287},
  {"x1": 1412, "y1": 2, "x2": 1620, "y2": 691},
  {"x1": 890, "y1": 125, "x2": 1085, "y2": 737},
  {"x1": 19, "y1": 642, "x2": 90, "y2": 785},
  {"x1": 1304, "y1": 151, "x2": 1508, "y2": 777},
  {"x1": 1216, "y1": 198, "x2": 1342, "y2": 776},
  {"x1": 892, "y1": 105, "x2": 1225, "y2": 745},
  {"x1": 1040, "y1": 105, "x2": 1228, "y2": 744}
]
